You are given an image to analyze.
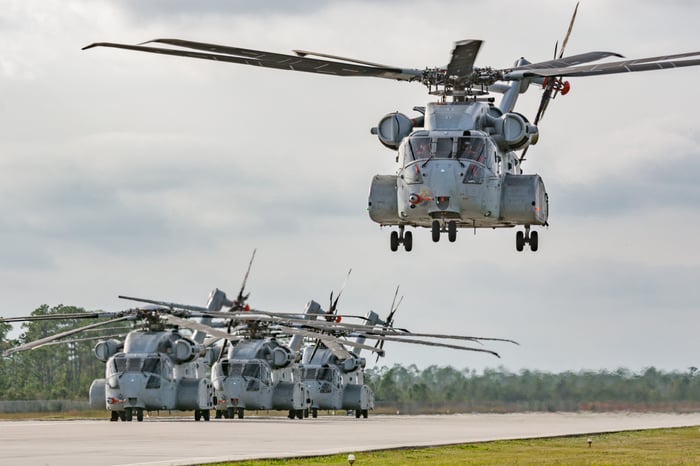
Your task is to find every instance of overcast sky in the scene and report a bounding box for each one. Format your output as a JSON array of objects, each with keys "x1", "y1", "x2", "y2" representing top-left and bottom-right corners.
[{"x1": 1, "y1": 0, "x2": 699, "y2": 374}]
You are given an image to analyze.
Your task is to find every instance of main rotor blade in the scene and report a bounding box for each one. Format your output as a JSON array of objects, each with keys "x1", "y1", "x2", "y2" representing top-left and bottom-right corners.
[
  {"x1": 509, "y1": 51, "x2": 700, "y2": 79},
  {"x1": 161, "y1": 314, "x2": 241, "y2": 341},
  {"x1": 38, "y1": 333, "x2": 127, "y2": 348},
  {"x1": 447, "y1": 40, "x2": 483, "y2": 83},
  {"x1": 83, "y1": 39, "x2": 423, "y2": 82},
  {"x1": 1, "y1": 311, "x2": 118, "y2": 323},
  {"x1": 276, "y1": 325, "x2": 382, "y2": 356},
  {"x1": 365, "y1": 334, "x2": 501, "y2": 358},
  {"x1": 515, "y1": 51, "x2": 624, "y2": 71},
  {"x1": 3, "y1": 316, "x2": 132, "y2": 357},
  {"x1": 118, "y1": 295, "x2": 208, "y2": 314},
  {"x1": 366, "y1": 330, "x2": 519, "y2": 345}
]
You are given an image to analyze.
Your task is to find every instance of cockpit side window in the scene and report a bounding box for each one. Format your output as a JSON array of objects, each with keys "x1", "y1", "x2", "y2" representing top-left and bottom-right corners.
[{"x1": 409, "y1": 137, "x2": 430, "y2": 160}]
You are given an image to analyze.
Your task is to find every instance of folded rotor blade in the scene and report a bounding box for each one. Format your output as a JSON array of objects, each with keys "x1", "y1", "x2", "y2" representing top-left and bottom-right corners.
[
  {"x1": 447, "y1": 40, "x2": 483, "y2": 82},
  {"x1": 83, "y1": 39, "x2": 423, "y2": 82},
  {"x1": 118, "y1": 295, "x2": 208, "y2": 313},
  {"x1": 3, "y1": 316, "x2": 132, "y2": 357}
]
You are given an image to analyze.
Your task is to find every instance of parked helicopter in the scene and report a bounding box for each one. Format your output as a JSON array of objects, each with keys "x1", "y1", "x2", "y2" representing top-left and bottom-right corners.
[
  {"x1": 2, "y1": 307, "x2": 219, "y2": 422},
  {"x1": 122, "y1": 287, "x2": 517, "y2": 420},
  {"x1": 289, "y1": 299, "x2": 377, "y2": 418},
  {"x1": 82, "y1": 4, "x2": 700, "y2": 252}
]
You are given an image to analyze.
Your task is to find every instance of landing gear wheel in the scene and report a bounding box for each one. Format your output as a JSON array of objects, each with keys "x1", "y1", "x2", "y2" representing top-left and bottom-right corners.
[
  {"x1": 312, "y1": 408, "x2": 318, "y2": 419},
  {"x1": 295, "y1": 409, "x2": 304, "y2": 419},
  {"x1": 237, "y1": 407, "x2": 245, "y2": 419},
  {"x1": 516, "y1": 231, "x2": 525, "y2": 252},
  {"x1": 118, "y1": 411, "x2": 126, "y2": 422},
  {"x1": 362, "y1": 409, "x2": 368, "y2": 419},
  {"x1": 447, "y1": 221, "x2": 457, "y2": 242},
  {"x1": 110, "y1": 411, "x2": 119, "y2": 422},
  {"x1": 227, "y1": 407, "x2": 235, "y2": 419},
  {"x1": 303, "y1": 408, "x2": 309, "y2": 418},
  {"x1": 136, "y1": 408, "x2": 144, "y2": 422},
  {"x1": 432, "y1": 220, "x2": 441, "y2": 242},
  {"x1": 390, "y1": 231, "x2": 399, "y2": 252},
  {"x1": 530, "y1": 231, "x2": 539, "y2": 252},
  {"x1": 203, "y1": 410, "x2": 210, "y2": 421},
  {"x1": 404, "y1": 231, "x2": 413, "y2": 251},
  {"x1": 215, "y1": 410, "x2": 222, "y2": 419},
  {"x1": 194, "y1": 410, "x2": 202, "y2": 421},
  {"x1": 288, "y1": 409, "x2": 295, "y2": 419},
  {"x1": 125, "y1": 407, "x2": 133, "y2": 422},
  {"x1": 355, "y1": 410, "x2": 361, "y2": 419}
]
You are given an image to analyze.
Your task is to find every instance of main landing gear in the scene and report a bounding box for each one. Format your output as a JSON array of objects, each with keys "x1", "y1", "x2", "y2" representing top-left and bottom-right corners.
[
  {"x1": 390, "y1": 225, "x2": 413, "y2": 252},
  {"x1": 431, "y1": 220, "x2": 457, "y2": 243},
  {"x1": 516, "y1": 226, "x2": 538, "y2": 252}
]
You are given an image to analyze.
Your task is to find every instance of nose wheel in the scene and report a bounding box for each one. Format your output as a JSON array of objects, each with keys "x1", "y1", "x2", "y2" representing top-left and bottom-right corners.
[
  {"x1": 390, "y1": 226, "x2": 413, "y2": 252},
  {"x1": 516, "y1": 227, "x2": 539, "y2": 252}
]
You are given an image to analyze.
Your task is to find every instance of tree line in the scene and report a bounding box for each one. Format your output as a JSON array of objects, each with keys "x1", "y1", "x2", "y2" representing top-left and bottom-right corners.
[{"x1": 2, "y1": 305, "x2": 700, "y2": 412}]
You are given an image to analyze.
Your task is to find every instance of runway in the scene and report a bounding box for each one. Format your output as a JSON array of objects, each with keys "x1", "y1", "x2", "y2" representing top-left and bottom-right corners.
[{"x1": 2, "y1": 412, "x2": 700, "y2": 466}]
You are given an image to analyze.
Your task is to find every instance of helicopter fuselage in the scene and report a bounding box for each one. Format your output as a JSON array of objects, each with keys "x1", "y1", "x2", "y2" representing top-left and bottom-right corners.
[
  {"x1": 368, "y1": 101, "x2": 548, "y2": 251},
  {"x1": 89, "y1": 329, "x2": 215, "y2": 421},
  {"x1": 211, "y1": 339, "x2": 310, "y2": 418}
]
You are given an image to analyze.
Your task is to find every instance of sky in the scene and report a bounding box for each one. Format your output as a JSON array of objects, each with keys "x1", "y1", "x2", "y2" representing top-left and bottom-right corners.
[{"x1": 1, "y1": 0, "x2": 699, "y2": 374}]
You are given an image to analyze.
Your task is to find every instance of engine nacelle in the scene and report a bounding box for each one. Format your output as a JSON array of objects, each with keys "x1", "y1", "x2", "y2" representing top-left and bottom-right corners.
[
  {"x1": 269, "y1": 346, "x2": 294, "y2": 368},
  {"x1": 173, "y1": 339, "x2": 197, "y2": 363},
  {"x1": 93, "y1": 339, "x2": 123, "y2": 363},
  {"x1": 486, "y1": 111, "x2": 538, "y2": 151},
  {"x1": 371, "y1": 112, "x2": 422, "y2": 150}
]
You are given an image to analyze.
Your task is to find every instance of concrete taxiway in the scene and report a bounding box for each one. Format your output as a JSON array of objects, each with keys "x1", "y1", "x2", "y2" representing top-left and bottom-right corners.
[{"x1": 2, "y1": 412, "x2": 700, "y2": 465}]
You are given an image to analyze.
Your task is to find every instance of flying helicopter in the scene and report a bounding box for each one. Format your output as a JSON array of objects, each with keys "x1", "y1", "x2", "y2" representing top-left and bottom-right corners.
[
  {"x1": 2, "y1": 307, "x2": 218, "y2": 422},
  {"x1": 82, "y1": 3, "x2": 700, "y2": 252}
]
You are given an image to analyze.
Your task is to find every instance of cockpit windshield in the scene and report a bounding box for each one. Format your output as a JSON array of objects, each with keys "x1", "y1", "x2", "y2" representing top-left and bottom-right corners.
[
  {"x1": 110, "y1": 355, "x2": 161, "y2": 375},
  {"x1": 402, "y1": 135, "x2": 494, "y2": 184},
  {"x1": 302, "y1": 367, "x2": 335, "y2": 382},
  {"x1": 405, "y1": 136, "x2": 490, "y2": 163}
]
